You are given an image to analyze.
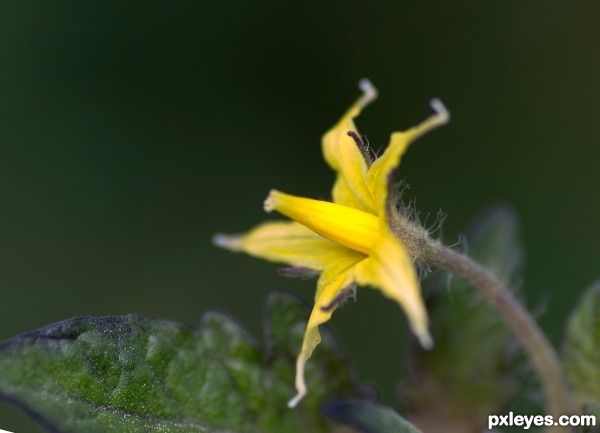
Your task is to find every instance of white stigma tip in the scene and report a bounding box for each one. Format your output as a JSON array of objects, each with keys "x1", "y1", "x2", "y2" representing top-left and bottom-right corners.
[
  {"x1": 429, "y1": 98, "x2": 450, "y2": 124},
  {"x1": 358, "y1": 78, "x2": 378, "y2": 108}
]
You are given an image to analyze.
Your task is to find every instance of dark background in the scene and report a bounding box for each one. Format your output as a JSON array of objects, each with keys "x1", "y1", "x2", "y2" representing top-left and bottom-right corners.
[{"x1": 1, "y1": 2, "x2": 599, "y2": 431}]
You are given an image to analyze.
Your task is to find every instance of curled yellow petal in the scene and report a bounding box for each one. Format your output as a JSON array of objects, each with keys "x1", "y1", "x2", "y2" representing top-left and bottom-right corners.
[
  {"x1": 368, "y1": 98, "x2": 450, "y2": 214},
  {"x1": 354, "y1": 225, "x2": 432, "y2": 349},
  {"x1": 288, "y1": 259, "x2": 363, "y2": 408},
  {"x1": 322, "y1": 80, "x2": 378, "y2": 212},
  {"x1": 264, "y1": 189, "x2": 379, "y2": 255}
]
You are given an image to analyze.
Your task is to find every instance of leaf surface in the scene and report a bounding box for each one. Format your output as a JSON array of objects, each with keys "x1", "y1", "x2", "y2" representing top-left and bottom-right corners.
[
  {"x1": 563, "y1": 282, "x2": 600, "y2": 409},
  {"x1": 324, "y1": 400, "x2": 422, "y2": 433},
  {"x1": 0, "y1": 293, "x2": 356, "y2": 433}
]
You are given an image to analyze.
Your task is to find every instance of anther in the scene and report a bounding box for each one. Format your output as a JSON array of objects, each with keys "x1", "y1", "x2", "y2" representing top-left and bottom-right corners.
[
  {"x1": 320, "y1": 286, "x2": 357, "y2": 312},
  {"x1": 347, "y1": 131, "x2": 373, "y2": 165},
  {"x1": 277, "y1": 267, "x2": 319, "y2": 279}
]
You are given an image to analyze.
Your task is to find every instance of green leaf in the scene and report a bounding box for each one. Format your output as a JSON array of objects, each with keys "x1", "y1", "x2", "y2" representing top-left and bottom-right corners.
[
  {"x1": 578, "y1": 403, "x2": 600, "y2": 433},
  {"x1": 405, "y1": 206, "x2": 521, "y2": 432},
  {"x1": 0, "y1": 293, "x2": 356, "y2": 433},
  {"x1": 324, "y1": 400, "x2": 422, "y2": 433},
  {"x1": 563, "y1": 282, "x2": 600, "y2": 409}
]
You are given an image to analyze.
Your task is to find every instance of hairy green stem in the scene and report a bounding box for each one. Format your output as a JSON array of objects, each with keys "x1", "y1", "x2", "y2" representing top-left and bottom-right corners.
[
  {"x1": 390, "y1": 210, "x2": 572, "y2": 428},
  {"x1": 424, "y1": 240, "x2": 573, "y2": 425}
]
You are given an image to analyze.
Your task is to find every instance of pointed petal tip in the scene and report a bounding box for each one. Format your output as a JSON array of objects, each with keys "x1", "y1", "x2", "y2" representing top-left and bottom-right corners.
[
  {"x1": 358, "y1": 78, "x2": 378, "y2": 108},
  {"x1": 429, "y1": 98, "x2": 450, "y2": 124},
  {"x1": 212, "y1": 233, "x2": 242, "y2": 251},
  {"x1": 287, "y1": 392, "x2": 304, "y2": 408}
]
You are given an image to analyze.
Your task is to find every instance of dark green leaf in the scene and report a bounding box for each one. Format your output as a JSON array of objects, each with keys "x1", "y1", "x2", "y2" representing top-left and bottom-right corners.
[
  {"x1": 405, "y1": 206, "x2": 521, "y2": 432},
  {"x1": 563, "y1": 282, "x2": 600, "y2": 409},
  {"x1": 324, "y1": 400, "x2": 421, "y2": 433},
  {"x1": 0, "y1": 293, "x2": 356, "y2": 433}
]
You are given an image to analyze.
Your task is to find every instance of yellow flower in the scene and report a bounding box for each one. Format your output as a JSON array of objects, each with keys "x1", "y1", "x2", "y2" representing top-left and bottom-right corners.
[{"x1": 214, "y1": 80, "x2": 449, "y2": 407}]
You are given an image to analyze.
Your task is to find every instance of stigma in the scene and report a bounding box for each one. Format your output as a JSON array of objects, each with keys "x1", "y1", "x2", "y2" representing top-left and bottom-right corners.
[{"x1": 264, "y1": 190, "x2": 380, "y2": 255}]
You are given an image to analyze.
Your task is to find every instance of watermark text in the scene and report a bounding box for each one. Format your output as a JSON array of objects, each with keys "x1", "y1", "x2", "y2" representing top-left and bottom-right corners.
[{"x1": 488, "y1": 412, "x2": 596, "y2": 430}]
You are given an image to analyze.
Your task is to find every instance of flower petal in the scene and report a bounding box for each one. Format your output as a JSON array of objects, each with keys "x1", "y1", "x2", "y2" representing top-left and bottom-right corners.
[
  {"x1": 264, "y1": 190, "x2": 380, "y2": 255},
  {"x1": 322, "y1": 80, "x2": 378, "y2": 212},
  {"x1": 367, "y1": 99, "x2": 450, "y2": 214},
  {"x1": 354, "y1": 225, "x2": 432, "y2": 349},
  {"x1": 213, "y1": 221, "x2": 360, "y2": 271},
  {"x1": 288, "y1": 258, "x2": 365, "y2": 408}
]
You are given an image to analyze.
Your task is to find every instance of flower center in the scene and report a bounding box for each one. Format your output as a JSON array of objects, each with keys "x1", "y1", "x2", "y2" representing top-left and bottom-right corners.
[{"x1": 264, "y1": 190, "x2": 380, "y2": 255}]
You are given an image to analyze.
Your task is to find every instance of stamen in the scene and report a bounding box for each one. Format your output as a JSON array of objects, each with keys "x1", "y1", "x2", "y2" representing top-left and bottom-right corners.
[
  {"x1": 362, "y1": 135, "x2": 370, "y2": 149},
  {"x1": 347, "y1": 131, "x2": 372, "y2": 165},
  {"x1": 277, "y1": 267, "x2": 319, "y2": 279},
  {"x1": 346, "y1": 131, "x2": 364, "y2": 147},
  {"x1": 320, "y1": 285, "x2": 357, "y2": 312}
]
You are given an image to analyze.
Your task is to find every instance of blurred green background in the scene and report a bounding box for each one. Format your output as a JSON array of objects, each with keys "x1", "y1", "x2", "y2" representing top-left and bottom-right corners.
[{"x1": 1, "y1": 2, "x2": 599, "y2": 431}]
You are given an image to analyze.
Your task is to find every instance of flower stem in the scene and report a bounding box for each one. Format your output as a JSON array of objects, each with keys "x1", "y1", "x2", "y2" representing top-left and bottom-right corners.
[{"x1": 423, "y1": 240, "x2": 573, "y2": 424}]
